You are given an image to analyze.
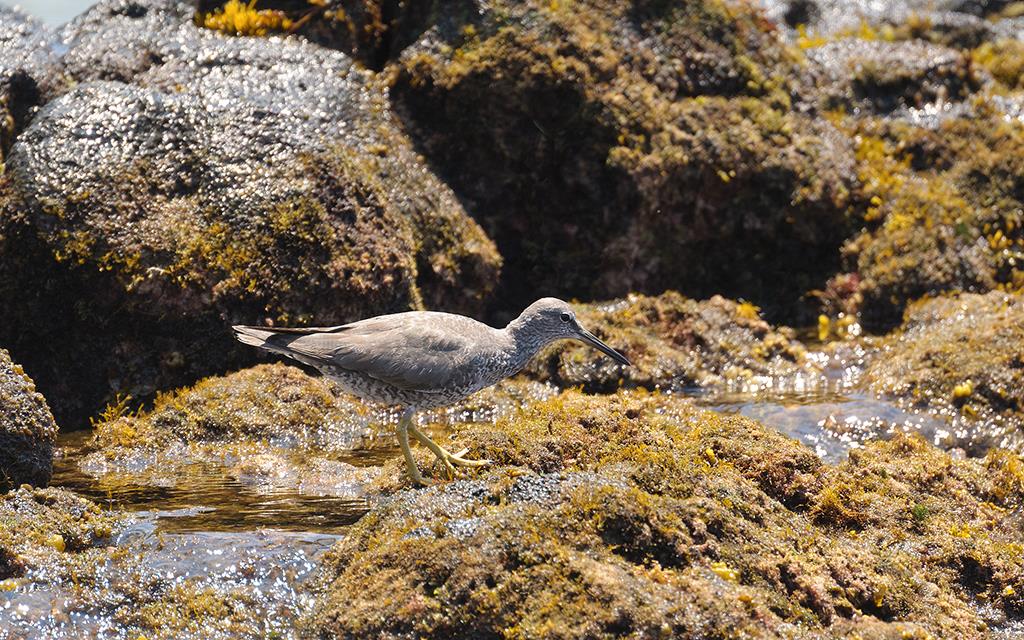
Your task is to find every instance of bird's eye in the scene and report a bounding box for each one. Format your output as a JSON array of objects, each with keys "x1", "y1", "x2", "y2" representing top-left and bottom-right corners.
[{"x1": 559, "y1": 313, "x2": 572, "y2": 323}]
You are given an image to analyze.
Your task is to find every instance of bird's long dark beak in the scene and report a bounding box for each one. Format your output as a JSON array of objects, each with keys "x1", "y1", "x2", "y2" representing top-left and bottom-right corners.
[{"x1": 577, "y1": 327, "x2": 631, "y2": 366}]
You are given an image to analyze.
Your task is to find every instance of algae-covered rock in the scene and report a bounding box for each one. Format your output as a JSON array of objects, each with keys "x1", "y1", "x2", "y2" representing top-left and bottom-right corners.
[
  {"x1": 0, "y1": 0, "x2": 499, "y2": 427},
  {"x1": 0, "y1": 486, "x2": 124, "y2": 580},
  {"x1": 388, "y1": 0, "x2": 856, "y2": 321},
  {"x1": 0, "y1": 348, "x2": 58, "y2": 489},
  {"x1": 304, "y1": 389, "x2": 1024, "y2": 639},
  {"x1": 836, "y1": 111, "x2": 1024, "y2": 327},
  {"x1": 863, "y1": 291, "x2": 1024, "y2": 454},
  {"x1": 524, "y1": 291, "x2": 812, "y2": 393},
  {"x1": 86, "y1": 363, "x2": 377, "y2": 477}
]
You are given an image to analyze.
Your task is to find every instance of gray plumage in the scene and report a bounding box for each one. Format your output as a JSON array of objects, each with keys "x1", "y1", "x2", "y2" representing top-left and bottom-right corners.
[
  {"x1": 233, "y1": 297, "x2": 630, "y2": 484},
  {"x1": 233, "y1": 298, "x2": 629, "y2": 409}
]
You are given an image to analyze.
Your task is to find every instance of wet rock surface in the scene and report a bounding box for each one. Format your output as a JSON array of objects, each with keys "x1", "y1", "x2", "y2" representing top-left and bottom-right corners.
[
  {"x1": 0, "y1": 348, "x2": 58, "y2": 489},
  {"x1": 0, "y1": 486, "x2": 124, "y2": 580},
  {"x1": 864, "y1": 291, "x2": 1024, "y2": 455},
  {"x1": 0, "y1": 485, "x2": 336, "y2": 639},
  {"x1": 0, "y1": 7, "x2": 59, "y2": 162},
  {"x1": 806, "y1": 38, "x2": 980, "y2": 113},
  {"x1": 0, "y1": 0, "x2": 500, "y2": 427},
  {"x1": 304, "y1": 390, "x2": 1024, "y2": 639}
]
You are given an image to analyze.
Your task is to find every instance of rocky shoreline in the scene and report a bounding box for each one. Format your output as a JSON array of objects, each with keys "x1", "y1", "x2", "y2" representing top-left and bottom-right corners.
[{"x1": 3, "y1": 0, "x2": 1024, "y2": 638}]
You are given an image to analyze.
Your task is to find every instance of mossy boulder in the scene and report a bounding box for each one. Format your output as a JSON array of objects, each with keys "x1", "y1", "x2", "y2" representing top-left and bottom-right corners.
[
  {"x1": 828, "y1": 108, "x2": 1024, "y2": 327},
  {"x1": 0, "y1": 348, "x2": 58, "y2": 489},
  {"x1": 89, "y1": 363, "x2": 373, "y2": 457},
  {"x1": 1, "y1": 0, "x2": 500, "y2": 427},
  {"x1": 386, "y1": 0, "x2": 856, "y2": 322},
  {"x1": 304, "y1": 389, "x2": 1024, "y2": 638},
  {"x1": 524, "y1": 291, "x2": 812, "y2": 393},
  {"x1": 863, "y1": 291, "x2": 1024, "y2": 454}
]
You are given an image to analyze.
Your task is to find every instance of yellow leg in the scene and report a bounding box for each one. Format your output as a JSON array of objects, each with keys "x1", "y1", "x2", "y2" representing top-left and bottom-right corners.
[
  {"x1": 397, "y1": 408, "x2": 429, "y2": 486},
  {"x1": 408, "y1": 423, "x2": 491, "y2": 479}
]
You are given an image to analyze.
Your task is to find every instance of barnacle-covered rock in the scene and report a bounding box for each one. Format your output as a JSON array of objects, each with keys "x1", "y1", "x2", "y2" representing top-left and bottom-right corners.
[
  {"x1": 863, "y1": 291, "x2": 1024, "y2": 454},
  {"x1": 387, "y1": 0, "x2": 856, "y2": 322},
  {"x1": 304, "y1": 389, "x2": 1024, "y2": 639},
  {"x1": 0, "y1": 348, "x2": 58, "y2": 489},
  {"x1": 805, "y1": 39, "x2": 980, "y2": 113},
  {"x1": 0, "y1": 7, "x2": 61, "y2": 163},
  {"x1": 1, "y1": 0, "x2": 500, "y2": 426}
]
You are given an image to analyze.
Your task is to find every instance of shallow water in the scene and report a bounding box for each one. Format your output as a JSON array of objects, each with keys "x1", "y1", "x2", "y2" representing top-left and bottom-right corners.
[{"x1": 0, "y1": 515, "x2": 339, "y2": 639}]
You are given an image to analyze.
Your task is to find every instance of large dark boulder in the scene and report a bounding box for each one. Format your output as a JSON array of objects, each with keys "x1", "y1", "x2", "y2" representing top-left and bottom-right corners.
[
  {"x1": 0, "y1": 0, "x2": 500, "y2": 427},
  {"x1": 383, "y1": 0, "x2": 857, "y2": 323}
]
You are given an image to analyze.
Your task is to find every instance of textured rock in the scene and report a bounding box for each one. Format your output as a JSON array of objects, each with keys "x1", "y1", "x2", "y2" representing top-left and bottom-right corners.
[
  {"x1": 0, "y1": 486, "x2": 124, "y2": 580},
  {"x1": 0, "y1": 7, "x2": 60, "y2": 163},
  {"x1": 806, "y1": 39, "x2": 980, "y2": 113},
  {"x1": 303, "y1": 390, "x2": 1024, "y2": 639},
  {"x1": 387, "y1": 0, "x2": 856, "y2": 322},
  {"x1": 864, "y1": 291, "x2": 1024, "y2": 455},
  {"x1": 835, "y1": 111, "x2": 1024, "y2": 327},
  {"x1": 0, "y1": 348, "x2": 58, "y2": 489},
  {"x1": 0, "y1": 0, "x2": 499, "y2": 426},
  {"x1": 523, "y1": 291, "x2": 812, "y2": 393}
]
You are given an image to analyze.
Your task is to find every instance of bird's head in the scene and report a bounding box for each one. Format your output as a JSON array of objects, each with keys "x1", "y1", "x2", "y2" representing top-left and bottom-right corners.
[{"x1": 510, "y1": 297, "x2": 631, "y2": 366}]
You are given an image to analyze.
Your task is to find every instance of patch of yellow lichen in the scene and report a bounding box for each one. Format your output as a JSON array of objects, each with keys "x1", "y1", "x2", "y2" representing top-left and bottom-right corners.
[{"x1": 200, "y1": 0, "x2": 292, "y2": 37}]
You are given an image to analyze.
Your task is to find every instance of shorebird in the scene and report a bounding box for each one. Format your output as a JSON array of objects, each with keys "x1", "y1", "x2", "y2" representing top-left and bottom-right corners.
[{"x1": 233, "y1": 298, "x2": 630, "y2": 485}]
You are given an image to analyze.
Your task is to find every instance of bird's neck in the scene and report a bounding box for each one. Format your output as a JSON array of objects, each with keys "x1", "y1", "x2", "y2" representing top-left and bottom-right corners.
[{"x1": 502, "y1": 319, "x2": 551, "y2": 372}]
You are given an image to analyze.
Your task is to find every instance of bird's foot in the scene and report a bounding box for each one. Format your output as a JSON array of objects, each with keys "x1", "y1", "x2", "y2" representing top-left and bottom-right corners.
[
  {"x1": 441, "y1": 447, "x2": 491, "y2": 468},
  {"x1": 408, "y1": 424, "x2": 490, "y2": 480}
]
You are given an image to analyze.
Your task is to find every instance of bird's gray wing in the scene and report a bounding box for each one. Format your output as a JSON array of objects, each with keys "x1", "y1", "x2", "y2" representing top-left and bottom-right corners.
[{"x1": 254, "y1": 316, "x2": 475, "y2": 393}]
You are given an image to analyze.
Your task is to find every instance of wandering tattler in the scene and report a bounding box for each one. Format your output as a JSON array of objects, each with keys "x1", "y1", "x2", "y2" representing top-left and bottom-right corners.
[{"x1": 233, "y1": 298, "x2": 630, "y2": 485}]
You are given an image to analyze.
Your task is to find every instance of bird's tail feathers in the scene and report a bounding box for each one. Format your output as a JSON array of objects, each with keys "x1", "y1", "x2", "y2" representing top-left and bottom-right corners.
[{"x1": 232, "y1": 325, "x2": 279, "y2": 349}]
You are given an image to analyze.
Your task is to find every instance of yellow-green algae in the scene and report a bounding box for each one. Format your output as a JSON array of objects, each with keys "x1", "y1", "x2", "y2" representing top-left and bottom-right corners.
[
  {"x1": 522, "y1": 291, "x2": 812, "y2": 392},
  {"x1": 831, "y1": 106, "x2": 1024, "y2": 328},
  {"x1": 304, "y1": 389, "x2": 1024, "y2": 638},
  {"x1": 88, "y1": 363, "x2": 370, "y2": 455},
  {"x1": 863, "y1": 291, "x2": 1024, "y2": 454},
  {"x1": 0, "y1": 487, "x2": 124, "y2": 580},
  {"x1": 386, "y1": 0, "x2": 856, "y2": 322}
]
